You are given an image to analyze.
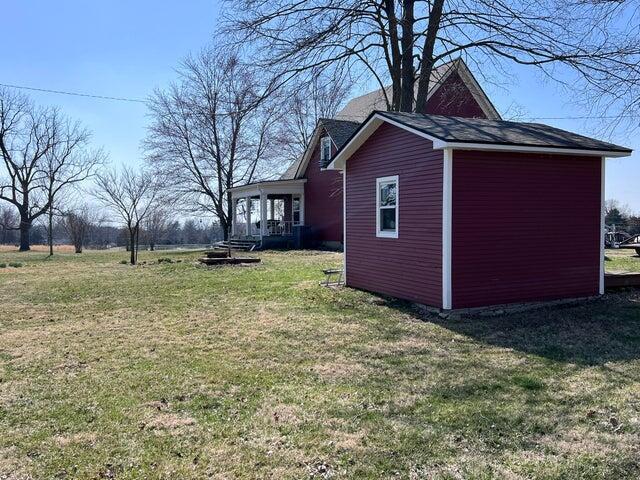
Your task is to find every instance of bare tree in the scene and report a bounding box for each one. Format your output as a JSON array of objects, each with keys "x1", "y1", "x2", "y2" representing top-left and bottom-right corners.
[
  {"x1": 145, "y1": 49, "x2": 283, "y2": 240},
  {"x1": 143, "y1": 207, "x2": 171, "y2": 251},
  {"x1": 94, "y1": 166, "x2": 160, "y2": 265},
  {"x1": 0, "y1": 88, "x2": 104, "y2": 251},
  {"x1": 62, "y1": 204, "x2": 101, "y2": 254},
  {"x1": 274, "y1": 70, "x2": 353, "y2": 164},
  {"x1": 41, "y1": 128, "x2": 106, "y2": 255},
  {"x1": 222, "y1": 0, "x2": 640, "y2": 120},
  {"x1": 0, "y1": 204, "x2": 18, "y2": 244}
]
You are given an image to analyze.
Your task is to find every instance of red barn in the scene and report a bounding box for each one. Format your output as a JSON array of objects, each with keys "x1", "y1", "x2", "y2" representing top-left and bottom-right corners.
[{"x1": 328, "y1": 112, "x2": 632, "y2": 310}]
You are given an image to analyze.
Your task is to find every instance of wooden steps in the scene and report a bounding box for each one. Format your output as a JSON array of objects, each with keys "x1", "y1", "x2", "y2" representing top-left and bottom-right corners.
[
  {"x1": 199, "y1": 248, "x2": 260, "y2": 266},
  {"x1": 214, "y1": 239, "x2": 260, "y2": 252},
  {"x1": 199, "y1": 257, "x2": 261, "y2": 266}
]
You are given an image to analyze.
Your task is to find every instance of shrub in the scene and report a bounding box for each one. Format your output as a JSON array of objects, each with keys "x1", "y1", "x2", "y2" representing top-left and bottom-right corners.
[
  {"x1": 157, "y1": 258, "x2": 174, "y2": 264},
  {"x1": 119, "y1": 260, "x2": 128, "y2": 265},
  {"x1": 0, "y1": 263, "x2": 6, "y2": 268},
  {"x1": 8, "y1": 262, "x2": 22, "y2": 268}
]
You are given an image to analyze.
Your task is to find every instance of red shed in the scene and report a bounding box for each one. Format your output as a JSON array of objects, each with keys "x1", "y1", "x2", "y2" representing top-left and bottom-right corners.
[{"x1": 328, "y1": 112, "x2": 632, "y2": 310}]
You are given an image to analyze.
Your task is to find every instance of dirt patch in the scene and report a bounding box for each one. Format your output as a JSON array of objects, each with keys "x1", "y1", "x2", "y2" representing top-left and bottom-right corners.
[
  {"x1": 143, "y1": 412, "x2": 196, "y2": 432},
  {"x1": 312, "y1": 358, "x2": 369, "y2": 381},
  {"x1": 0, "y1": 446, "x2": 31, "y2": 480},
  {"x1": 257, "y1": 402, "x2": 303, "y2": 426},
  {"x1": 53, "y1": 432, "x2": 97, "y2": 447}
]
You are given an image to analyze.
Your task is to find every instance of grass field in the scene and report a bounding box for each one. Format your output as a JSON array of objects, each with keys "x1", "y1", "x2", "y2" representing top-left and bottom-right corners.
[{"x1": 1, "y1": 247, "x2": 639, "y2": 479}]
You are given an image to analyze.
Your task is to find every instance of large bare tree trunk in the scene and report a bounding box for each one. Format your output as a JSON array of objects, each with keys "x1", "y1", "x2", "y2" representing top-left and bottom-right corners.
[
  {"x1": 399, "y1": 0, "x2": 415, "y2": 112},
  {"x1": 415, "y1": 0, "x2": 445, "y2": 113},
  {"x1": 129, "y1": 228, "x2": 136, "y2": 265},
  {"x1": 48, "y1": 206, "x2": 54, "y2": 256},
  {"x1": 19, "y1": 217, "x2": 31, "y2": 252}
]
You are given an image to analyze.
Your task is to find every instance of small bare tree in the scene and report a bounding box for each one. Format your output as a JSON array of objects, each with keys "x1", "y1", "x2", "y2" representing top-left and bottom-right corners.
[
  {"x1": 62, "y1": 204, "x2": 101, "y2": 253},
  {"x1": 145, "y1": 49, "x2": 283, "y2": 240},
  {"x1": 0, "y1": 88, "x2": 104, "y2": 251},
  {"x1": 0, "y1": 204, "x2": 18, "y2": 244},
  {"x1": 94, "y1": 167, "x2": 160, "y2": 265},
  {"x1": 143, "y1": 207, "x2": 171, "y2": 251}
]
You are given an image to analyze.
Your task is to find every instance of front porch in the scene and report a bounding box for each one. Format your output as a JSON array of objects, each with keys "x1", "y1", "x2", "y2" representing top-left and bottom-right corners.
[{"x1": 229, "y1": 179, "x2": 306, "y2": 249}]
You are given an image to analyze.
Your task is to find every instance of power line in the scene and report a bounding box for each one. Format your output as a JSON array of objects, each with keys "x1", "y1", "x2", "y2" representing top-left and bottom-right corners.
[
  {"x1": 0, "y1": 81, "x2": 637, "y2": 122},
  {"x1": 526, "y1": 115, "x2": 637, "y2": 121},
  {"x1": 0, "y1": 82, "x2": 147, "y2": 104}
]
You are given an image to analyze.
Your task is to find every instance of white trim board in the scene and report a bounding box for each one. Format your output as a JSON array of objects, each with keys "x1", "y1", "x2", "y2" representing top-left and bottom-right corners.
[
  {"x1": 442, "y1": 148, "x2": 453, "y2": 310},
  {"x1": 600, "y1": 157, "x2": 606, "y2": 295}
]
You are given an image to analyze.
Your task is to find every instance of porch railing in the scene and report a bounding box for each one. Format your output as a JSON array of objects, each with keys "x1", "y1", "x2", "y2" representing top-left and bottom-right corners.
[{"x1": 264, "y1": 220, "x2": 294, "y2": 236}]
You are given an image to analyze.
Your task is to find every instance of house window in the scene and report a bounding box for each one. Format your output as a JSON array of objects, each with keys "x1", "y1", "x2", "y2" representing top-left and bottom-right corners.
[
  {"x1": 292, "y1": 196, "x2": 301, "y2": 225},
  {"x1": 320, "y1": 136, "x2": 332, "y2": 164},
  {"x1": 376, "y1": 176, "x2": 398, "y2": 238}
]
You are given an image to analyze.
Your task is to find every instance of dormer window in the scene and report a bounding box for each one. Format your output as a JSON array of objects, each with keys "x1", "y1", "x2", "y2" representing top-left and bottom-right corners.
[{"x1": 320, "y1": 136, "x2": 332, "y2": 164}]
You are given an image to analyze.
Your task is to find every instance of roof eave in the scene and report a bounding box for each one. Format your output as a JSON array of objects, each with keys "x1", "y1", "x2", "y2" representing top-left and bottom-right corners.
[{"x1": 327, "y1": 112, "x2": 632, "y2": 170}]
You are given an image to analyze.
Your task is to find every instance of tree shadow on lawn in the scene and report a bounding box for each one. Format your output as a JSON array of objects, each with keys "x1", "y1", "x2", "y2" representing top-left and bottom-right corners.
[{"x1": 386, "y1": 291, "x2": 640, "y2": 366}]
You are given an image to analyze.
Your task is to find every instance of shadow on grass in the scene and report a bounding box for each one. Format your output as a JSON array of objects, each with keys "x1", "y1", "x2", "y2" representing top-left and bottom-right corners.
[
  {"x1": 439, "y1": 293, "x2": 640, "y2": 366},
  {"x1": 381, "y1": 291, "x2": 640, "y2": 366}
]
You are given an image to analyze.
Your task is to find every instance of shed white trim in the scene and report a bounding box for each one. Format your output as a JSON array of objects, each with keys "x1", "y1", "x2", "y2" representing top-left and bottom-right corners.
[
  {"x1": 442, "y1": 148, "x2": 453, "y2": 310},
  {"x1": 600, "y1": 157, "x2": 606, "y2": 295}
]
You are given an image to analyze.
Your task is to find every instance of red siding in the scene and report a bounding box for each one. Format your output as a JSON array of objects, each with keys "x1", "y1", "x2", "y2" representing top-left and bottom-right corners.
[
  {"x1": 425, "y1": 71, "x2": 487, "y2": 118},
  {"x1": 345, "y1": 123, "x2": 443, "y2": 307},
  {"x1": 452, "y1": 150, "x2": 601, "y2": 308},
  {"x1": 304, "y1": 129, "x2": 343, "y2": 244},
  {"x1": 303, "y1": 77, "x2": 489, "y2": 245}
]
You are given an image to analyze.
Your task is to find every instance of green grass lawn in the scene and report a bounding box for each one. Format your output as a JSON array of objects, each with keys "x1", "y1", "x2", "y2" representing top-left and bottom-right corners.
[{"x1": 0, "y1": 247, "x2": 639, "y2": 479}]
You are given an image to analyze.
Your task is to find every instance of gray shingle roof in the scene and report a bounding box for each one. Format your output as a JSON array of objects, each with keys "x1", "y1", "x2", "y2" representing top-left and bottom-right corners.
[
  {"x1": 334, "y1": 61, "x2": 454, "y2": 122},
  {"x1": 280, "y1": 118, "x2": 361, "y2": 177},
  {"x1": 375, "y1": 111, "x2": 632, "y2": 153},
  {"x1": 320, "y1": 118, "x2": 361, "y2": 148}
]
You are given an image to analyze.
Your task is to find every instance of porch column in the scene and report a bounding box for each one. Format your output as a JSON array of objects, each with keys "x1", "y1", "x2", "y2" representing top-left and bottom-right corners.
[
  {"x1": 299, "y1": 192, "x2": 305, "y2": 226},
  {"x1": 260, "y1": 192, "x2": 268, "y2": 238},
  {"x1": 245, "y1": 196, "x2": 251, "y2": 237},
  {"x1": 231, "y1": 197, "x2": 237, "y2": 237}
]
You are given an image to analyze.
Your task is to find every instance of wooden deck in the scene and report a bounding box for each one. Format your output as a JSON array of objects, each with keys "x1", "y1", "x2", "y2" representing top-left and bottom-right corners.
[{"x1": 605, "y1": 272, "x2": 640, "y2": 288}]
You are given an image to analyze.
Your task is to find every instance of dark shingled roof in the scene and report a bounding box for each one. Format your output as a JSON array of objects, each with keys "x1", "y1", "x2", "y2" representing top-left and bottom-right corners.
[
  {"x1": 280, "y1": 118, "x2": 361, "y2": 178},
  {"x1": 320, "y1": 118, "x2": 362, "y2": 149},
  {"x1": 374, "y1": 111, "x2": 632, "y2": 153}
]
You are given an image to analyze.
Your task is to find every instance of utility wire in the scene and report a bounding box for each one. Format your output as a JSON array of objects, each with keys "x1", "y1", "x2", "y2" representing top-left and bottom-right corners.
[
  {"x1": 0, "y1": 81, "x2": 638, "y2": 121},
  {"x1": 0, "y1": 82, "x2": 147, "y2": 104}
]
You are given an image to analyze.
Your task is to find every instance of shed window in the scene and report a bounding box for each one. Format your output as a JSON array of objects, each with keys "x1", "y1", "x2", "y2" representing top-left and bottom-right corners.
[
  {"x1": 320, "y1": 136, "x2": 332, "y2": 164},
  {"x1": 376, "y1": 176, "x2": 398, "y2": 238}
]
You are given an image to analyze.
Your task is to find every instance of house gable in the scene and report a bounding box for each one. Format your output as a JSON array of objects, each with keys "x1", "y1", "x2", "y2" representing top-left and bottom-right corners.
[{"x1": 335, "y1": 58, "x2": 501, "y2": 122}]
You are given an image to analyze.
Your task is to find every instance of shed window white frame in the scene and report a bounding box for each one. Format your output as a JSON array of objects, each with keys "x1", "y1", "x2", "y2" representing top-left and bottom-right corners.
[
  {"x1": 320, "y1": 136, "x2": 332, "y2": 163},
  {"x1": 376, "y1": 175, "x2": 399, "y2": 238}
]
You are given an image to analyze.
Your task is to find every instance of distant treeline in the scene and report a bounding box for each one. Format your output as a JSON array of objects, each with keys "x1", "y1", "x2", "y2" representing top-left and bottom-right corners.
[{"x1": 0, "y1": 211, "x2": 223, "y2": 249}]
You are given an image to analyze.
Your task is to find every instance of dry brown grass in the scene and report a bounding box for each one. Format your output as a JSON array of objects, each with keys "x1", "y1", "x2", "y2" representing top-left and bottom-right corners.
[
  {"x1": 0, "y1": 249, "x2": 639, "y2": 479},
  {"x1": 0, "y1": 244, "x2": 76, "y2": 253}
]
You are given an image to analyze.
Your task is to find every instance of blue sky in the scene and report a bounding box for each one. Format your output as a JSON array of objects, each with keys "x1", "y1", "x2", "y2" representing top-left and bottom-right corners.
[{"x1": 3, "y1": 1, "x2": 638, "y2": 211}]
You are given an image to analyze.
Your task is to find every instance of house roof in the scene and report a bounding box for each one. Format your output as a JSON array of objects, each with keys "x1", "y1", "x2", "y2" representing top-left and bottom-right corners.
[
  {"x1": 280, "y1": 58, "x2": 501, "y2": 180},
  {"x1": 335, "y1": 58, "x2": 501, "y2": 122},
  {"x1": 376, "y1": 112, "x2": 633, "y2": 153},
  {"x1": 321, "y1": 118, "x2": 361, "y2": 151},
  {"x1": 279, "y1": 118, "x2": 360, "y2": 179},
  {"x1": 328, "y1": 111, "x2": 632, "y2": 170}
]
